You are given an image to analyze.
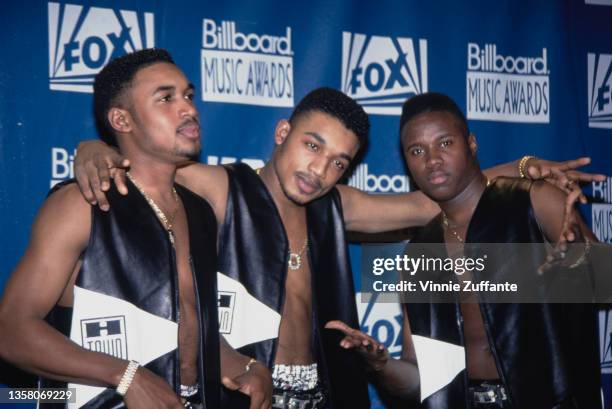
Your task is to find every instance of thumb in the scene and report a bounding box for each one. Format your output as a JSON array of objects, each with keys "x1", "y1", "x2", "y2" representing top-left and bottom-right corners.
[
  {"x1": 325, "y1": 320, "x2": 347, "y2": 331},
  {"x1": 221, "y1": 376, "x2": 241, "y2": 391},
  {"x1": 527, "y1": 164, "x2": 543, "y2": 179}
]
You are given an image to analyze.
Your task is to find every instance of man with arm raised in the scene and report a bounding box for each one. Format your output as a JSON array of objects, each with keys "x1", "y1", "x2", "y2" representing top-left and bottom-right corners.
[
  {"x1": 72, "y1": 87, "x2": 604, "y2": 408},
  {"x1": 329, "y1": 93, "x2": 601, "y2": 409}
]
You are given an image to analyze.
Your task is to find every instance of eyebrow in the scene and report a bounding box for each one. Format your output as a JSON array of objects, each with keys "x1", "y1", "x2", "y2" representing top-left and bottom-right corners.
[
  {"x1": 305, "y1": 131, "x2": 352, "y2": 162},
  {"x1": 305, "y1": 131, "x2": 325, "y2": 145},
  {"x1": 404, "y1": 141, "x2": 420, "y2": 151},
  {"x1": 153, "y1": 83, "x2": 195, "y2": 95},
  {"x1": 153, "y1": 85, "x2": 174, "y2": 95},
  {"x1": 405, "y1": 133, "x2": 454, "y2": 150}
]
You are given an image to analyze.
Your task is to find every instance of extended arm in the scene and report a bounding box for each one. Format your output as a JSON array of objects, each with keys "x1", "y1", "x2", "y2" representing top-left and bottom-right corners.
[
  {"x1": 340, "y1": 156, "x2": 606, "y2": 234},
  {"x1": 338, "y1": 185, "x2": 439, "y2": 233},
  {"x1": 325, "y1": 315, "x2": 420, "y2": 400}
]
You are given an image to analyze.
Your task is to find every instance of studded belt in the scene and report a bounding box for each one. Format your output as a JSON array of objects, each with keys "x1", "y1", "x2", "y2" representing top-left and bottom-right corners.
[
  {"x1": 272, "y1": 386, "x2": 326, "y2": 409},
  {"x1": 468, "y1": 380, "x2": 508, "y2": 404}
]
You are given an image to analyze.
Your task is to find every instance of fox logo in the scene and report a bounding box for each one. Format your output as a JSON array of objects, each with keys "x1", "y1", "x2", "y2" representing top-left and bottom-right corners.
[
  {"x1": 341, "y1": 31, "x2": 427, "y2": 115},
  {"x1": 48, "y1": 2, "x2": 154, "y2": 92}
]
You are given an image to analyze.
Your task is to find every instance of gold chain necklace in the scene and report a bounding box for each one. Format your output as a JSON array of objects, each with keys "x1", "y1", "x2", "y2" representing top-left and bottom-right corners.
[
  {"x1": 126, "y1": 172, "x2": 180, "y2": 246},
  {"x1": 255, "y1": 167, "x2": 310, "y2": 270},
  {"x1": 288, "y1": 238, "x2": 309, "y2": 270},
  {"x1": 441, "y1": 213, "x2": 465, "y2": 243},
  {"x1": 441, "y1": 178, "x2": 489, "y2": 243}
]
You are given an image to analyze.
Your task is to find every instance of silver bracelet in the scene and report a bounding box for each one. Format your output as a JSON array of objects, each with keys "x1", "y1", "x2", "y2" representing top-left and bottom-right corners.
[{"x1": 117, "y1": 360, "x2": 140, "y2": 396}]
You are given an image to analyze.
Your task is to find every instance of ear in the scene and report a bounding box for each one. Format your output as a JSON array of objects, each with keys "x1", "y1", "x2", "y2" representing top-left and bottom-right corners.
[
  {"x1": 107, "y1": 107, "x2": 132, "y2": 134},
  {"x1": 467, "y1": 133, "x2": 478, "y2": 156},
  {"x1": 274, "y1": 119, "x2": 291, "y2": 146}
]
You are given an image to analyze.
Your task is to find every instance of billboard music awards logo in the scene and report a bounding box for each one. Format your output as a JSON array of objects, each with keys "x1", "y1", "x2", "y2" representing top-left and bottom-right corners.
[
  {"x1": 48, "y1": 2, "x2": 154, "y2": 93},
  {"x1": 341, "y1": 31, "x2": 428, "y2": 115},
  {"x1": 80, "y1": 316, "x2": 127, "y2": 359},
  {"x1": 466, "y1": 43, "x2": 550, "y2": 123},
  {"x1": 348, "y1": 163, "x2": 411, "y2": 193},
  {"x1": 592, "y1": 177, "x2": 612, "y2": 243},
  {"x1": 587, "y1": 53, "x2": 612, "y2": 129},
  {"x1": 201, "y1": 18, "x2": 294, "y2": 107}
]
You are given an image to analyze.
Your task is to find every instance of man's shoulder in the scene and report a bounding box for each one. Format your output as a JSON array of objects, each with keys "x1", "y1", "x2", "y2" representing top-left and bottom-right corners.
[
  {"x1": 33, "y1": 182, "x2": 91, "y2": 249},
  {"x1": 46, "y1": 181, "x2": 91, "y2": 215},
  {"x1": 178, "y1": 162, "x2": 228, "y2": 180},
  {"x1": 176, "y1": 163, "x2": 229, "y2": 224}
]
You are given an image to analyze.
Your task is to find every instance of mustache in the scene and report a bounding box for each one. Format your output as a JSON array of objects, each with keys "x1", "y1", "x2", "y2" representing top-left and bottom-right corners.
[
  {"x1": 296, "y1": 171, "x2": 322, "y2": 190},
  {"x1": 177, "y1": 117, "x2": 200, "y2": 130}
]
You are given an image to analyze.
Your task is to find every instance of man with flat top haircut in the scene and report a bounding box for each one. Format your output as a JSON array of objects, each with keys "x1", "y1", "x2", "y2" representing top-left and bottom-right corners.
[
  {"x1": 0, "y1": 49, "x2": 271, "y2": 409},
  {"x1": 328, "y1": 92, "x2": 601, "y2": 409},
  {"x1": 73, "y1": 85, "x2": 603, "y2": 408}
]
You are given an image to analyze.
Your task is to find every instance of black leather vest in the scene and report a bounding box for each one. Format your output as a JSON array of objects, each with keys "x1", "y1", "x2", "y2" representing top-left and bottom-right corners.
[
  {"x1": 405, "y1": 178, "x2": 600, "y2": 409},
  {"x1": 42, "y1": 180, "x2": 221, "y2": 409},
  {"x1": 218, "y1": 163, "x2": 370, "y2": 409}
]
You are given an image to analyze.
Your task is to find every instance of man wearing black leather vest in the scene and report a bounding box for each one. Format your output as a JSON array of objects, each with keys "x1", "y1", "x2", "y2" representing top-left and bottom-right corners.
[
  {"x1": 335, "y1": 93, "x2": 601, "y2": 409},
  {"x1": 0, "y1": 49, "x2": 271, "y2": 409},
  {"x1": 71, "y1": 82, "x2": 605, "y2": 409}
]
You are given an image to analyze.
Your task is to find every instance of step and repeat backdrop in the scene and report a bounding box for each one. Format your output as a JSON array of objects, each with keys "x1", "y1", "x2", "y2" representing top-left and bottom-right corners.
[{"x1": 1, "y1": 0, "x2": 611, "y2": 407}]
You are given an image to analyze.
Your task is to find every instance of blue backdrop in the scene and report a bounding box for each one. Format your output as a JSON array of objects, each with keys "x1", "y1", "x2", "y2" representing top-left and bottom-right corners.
[{"x1": 1, "y1": 1, "x2": 611, "y2": 407}]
